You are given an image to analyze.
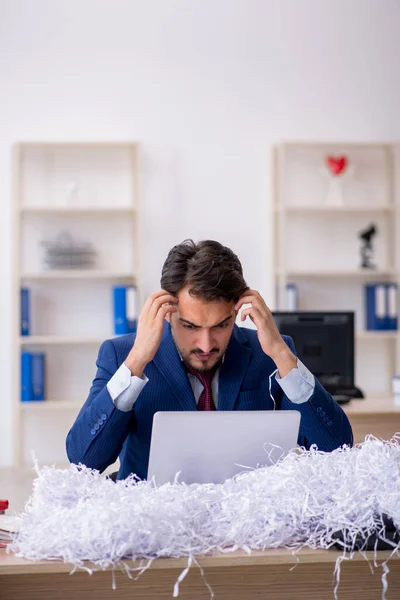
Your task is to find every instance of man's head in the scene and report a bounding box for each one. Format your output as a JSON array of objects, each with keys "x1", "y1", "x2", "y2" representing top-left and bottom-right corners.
[{"x1": 161, "y1": 240, "x2": 248, "y2": 372}]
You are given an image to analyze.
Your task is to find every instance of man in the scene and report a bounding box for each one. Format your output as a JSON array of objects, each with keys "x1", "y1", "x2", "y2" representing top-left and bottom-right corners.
[{"x1": 66, "y1": 240, "x2": 353, "y2": 480}]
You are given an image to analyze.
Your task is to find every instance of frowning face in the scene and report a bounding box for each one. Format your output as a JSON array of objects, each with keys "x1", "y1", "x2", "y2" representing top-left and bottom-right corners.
[{"x1": 166, "y1": 285, "x2": 236, "y2": 372}]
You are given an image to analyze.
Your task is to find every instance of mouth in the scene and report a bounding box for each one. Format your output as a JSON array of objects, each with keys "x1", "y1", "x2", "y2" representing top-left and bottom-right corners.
[{"x1": 194, "y1": 352, "x2": 216, "y2": 361}]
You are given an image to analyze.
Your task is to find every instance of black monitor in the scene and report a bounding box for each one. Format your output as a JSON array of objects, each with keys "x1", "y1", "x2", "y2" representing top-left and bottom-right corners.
[{"x1": 272, "y1": 311, "x2": 356, "y2": 395}]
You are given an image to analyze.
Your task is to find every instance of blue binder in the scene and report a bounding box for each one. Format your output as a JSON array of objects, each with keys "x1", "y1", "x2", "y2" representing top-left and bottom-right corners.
[
  {"x1": 31, "y1": 352, "x2": 45, "y2": 401},
  {"x1": 365, "y1": 283, "x2": 398, "y2": 331},
  {"x1": 20, "y1": 288, "x2": 30, "y2": 336},
  {"x1": 21, "y1": 352, "x2": 33, "y2": 402},
  {"x1": 386, "y1": 283, "x2": 398, "y2": 330},
  {"x1": 113, "y1": 286, "x2": 128, "y2": 335}
]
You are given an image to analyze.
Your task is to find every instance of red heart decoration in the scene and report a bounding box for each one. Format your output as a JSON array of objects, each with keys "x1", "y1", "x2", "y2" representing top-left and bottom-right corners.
[{"x1": 325, "y1": 155, "x2": 348, "y2": 176}]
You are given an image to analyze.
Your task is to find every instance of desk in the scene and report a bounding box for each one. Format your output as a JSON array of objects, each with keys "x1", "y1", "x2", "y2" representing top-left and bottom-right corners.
[
  {"x1": 343, "y1": 397, "x2": 400, "y2": 444},
  {"x1": 1, "y1": 547, "x2": 399, "y2": 600}
]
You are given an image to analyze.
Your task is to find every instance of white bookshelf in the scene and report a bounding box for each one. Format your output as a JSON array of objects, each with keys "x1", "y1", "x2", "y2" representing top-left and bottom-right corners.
[
  {"x1": 273, "y1": 142, "x2": 400, "y2": 398},
  {"x1": 13, "y1": 142, "x2": 140, "y2": 466}
]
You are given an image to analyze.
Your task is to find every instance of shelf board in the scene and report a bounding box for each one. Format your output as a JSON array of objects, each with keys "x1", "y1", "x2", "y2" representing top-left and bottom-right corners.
[
  {"x1": 356, "y1": 331, "x2": 397, "y2": 340},
  {"x1": 20, "y1": 400, "x2": 82, "y2": 411},
  {"x1": 274, "y1": 205, "x2": 393, "y2": 213},
  {"x1": 19, "y1": 335, "x2": 109, "y2": 345},
  {"x1": 280, "y1": 269, "x2": 396, "y2": 279},
  {"x1": 17, "y1": 141, "x2": 137, "y2": 148},
  {"x1": 20, "y1": 206, "x2": 136, "y2": 215},
  {"x1": 277, "y1": 141, "x2": 390, "y2": 149},
  {"x1": 21, "y1": 270, "x2": 136, "y2": 281}
]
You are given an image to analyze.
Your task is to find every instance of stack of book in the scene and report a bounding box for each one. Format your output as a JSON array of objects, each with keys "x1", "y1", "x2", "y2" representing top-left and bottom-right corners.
[{"x1": 0, "y1": 516, "x2": 20, "y2": 548}]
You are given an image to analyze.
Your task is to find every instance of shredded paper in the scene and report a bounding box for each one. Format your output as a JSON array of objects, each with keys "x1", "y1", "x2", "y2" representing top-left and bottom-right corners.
[{"x1": 9, "y1": 435, "x2": 400, "y2": 598}]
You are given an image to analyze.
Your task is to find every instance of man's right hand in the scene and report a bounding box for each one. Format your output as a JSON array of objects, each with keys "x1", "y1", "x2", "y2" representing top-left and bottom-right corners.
[{"x1": 124, "y1": 290, "x2": 178, "y2": 377}]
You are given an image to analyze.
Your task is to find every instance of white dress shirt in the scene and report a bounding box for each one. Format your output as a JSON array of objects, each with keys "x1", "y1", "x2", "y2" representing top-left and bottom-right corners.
[{"x1": 107, "y1": 358, "x2": 315, "y2": 412}]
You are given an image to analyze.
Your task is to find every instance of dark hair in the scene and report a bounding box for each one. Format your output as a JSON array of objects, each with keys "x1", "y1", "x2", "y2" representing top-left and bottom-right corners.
[{"x1": 161, "y1": 239, "x2": 248, "y2": 302}]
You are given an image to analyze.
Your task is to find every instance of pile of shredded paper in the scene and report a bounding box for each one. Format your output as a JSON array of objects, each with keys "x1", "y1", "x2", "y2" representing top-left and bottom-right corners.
[{"x1": 10, "y1": 435, "x2": 400, "y2": 598}]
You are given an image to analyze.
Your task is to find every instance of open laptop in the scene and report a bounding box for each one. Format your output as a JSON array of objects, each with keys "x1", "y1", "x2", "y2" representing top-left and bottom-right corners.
[{"x1": 147, "y1": 410, "x2": 301, "y2": 485}]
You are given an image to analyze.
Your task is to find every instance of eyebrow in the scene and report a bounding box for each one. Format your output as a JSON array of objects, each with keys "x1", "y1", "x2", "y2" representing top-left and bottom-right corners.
[{"x1": 179, "y1": 315, "x2": 233, "y2": 328}]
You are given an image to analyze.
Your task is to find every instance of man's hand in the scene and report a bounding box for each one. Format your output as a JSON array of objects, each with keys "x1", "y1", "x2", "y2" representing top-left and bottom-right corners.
[
  {"x1": 235, "y1": 289, "x2": 297, "y2": 377},
  {"x1": 124, "y1": 290, "x2": 178, "y2": 377}
]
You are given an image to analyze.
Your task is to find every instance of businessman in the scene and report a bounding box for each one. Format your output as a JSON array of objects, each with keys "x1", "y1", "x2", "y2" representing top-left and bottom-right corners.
[{"x1": 66, "y1": 239, "x2": 353, "y2": 479}]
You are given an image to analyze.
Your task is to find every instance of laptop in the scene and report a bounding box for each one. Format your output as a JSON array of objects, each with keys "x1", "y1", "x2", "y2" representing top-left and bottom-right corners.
[{"x1": 147, "y1": 410, "x2": 301, "y2": 485}]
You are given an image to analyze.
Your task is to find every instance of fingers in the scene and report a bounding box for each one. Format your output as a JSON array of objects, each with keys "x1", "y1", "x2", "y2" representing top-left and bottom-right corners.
[
  {"x1": 157, "y1": 303, "x2": 178, "y2": 321},
  {"x1": 147, "y1": 291, "x2": 178, "y2": 320},
  {"x1": 240, "y1": 306, "x2": 263, "y2": 323},
  {"x1": 235, "y1": 290, "x2": 266, "y2": 312}
]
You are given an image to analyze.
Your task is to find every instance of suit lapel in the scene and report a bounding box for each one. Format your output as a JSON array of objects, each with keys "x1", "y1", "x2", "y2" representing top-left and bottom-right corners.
[
  {"x1": 218, "y1": 325, "x2": 252, "y2": 411},
  {"x1": 153, "y1": 322, "x2": 197, "y2": 411}
]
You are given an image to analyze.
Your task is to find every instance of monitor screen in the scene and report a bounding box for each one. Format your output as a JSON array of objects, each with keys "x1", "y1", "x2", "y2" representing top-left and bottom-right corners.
[{"x1": 272, "y1": 311, "x2": 355, "y2": 391}]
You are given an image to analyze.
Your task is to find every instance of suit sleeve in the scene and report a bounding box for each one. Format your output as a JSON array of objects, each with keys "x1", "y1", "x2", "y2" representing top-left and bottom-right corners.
[
  {"x1": 278, "y1": 336, "x2": 354, "y2": 451},
  {"x1": 66, "y1": 339, "x2": 135, "y2": 472}
]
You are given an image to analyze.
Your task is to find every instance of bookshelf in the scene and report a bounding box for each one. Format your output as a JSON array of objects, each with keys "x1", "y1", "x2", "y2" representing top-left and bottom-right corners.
[
  {"x1": 273, "y1": 142, "x2": 400, "y2": 398},
  {"x1": 13, "y1": 142, "x2": 140, "y2": 466}
]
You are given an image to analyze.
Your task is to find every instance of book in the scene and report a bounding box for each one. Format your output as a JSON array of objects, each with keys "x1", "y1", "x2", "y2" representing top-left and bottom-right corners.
[
  {"x1": 21, "y1": 352, "x2": 33, "y2": 402},
  {"x1": 365, "y1": 283, "x2": 398, "y2": 331},
  {"x1": 113, "y1": 285, "x2": 138, "y2": 335},
  {"x1": 0, "y1": 515, "x2": 21, "y2": 545},
  {"x1": 32, "y1": 352, "x2": 45, "y2": 401},
  {"x1": 20, "y1": 287, "x2": 30, "y2": 336}
]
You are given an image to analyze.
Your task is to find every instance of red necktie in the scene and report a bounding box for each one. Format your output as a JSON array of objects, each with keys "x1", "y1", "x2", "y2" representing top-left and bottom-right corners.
[{"x1": 187, "y1": 367, "x2": 217, "y2": 411}]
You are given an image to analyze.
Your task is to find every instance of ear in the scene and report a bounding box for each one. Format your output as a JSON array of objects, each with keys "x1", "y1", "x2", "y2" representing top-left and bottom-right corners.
[{"x1": 165, "y1": 311, "x2": 171, "y2": 323}]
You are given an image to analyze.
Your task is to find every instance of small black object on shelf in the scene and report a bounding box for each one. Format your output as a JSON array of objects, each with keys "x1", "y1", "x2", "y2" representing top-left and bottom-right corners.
[{"x1": 359, "y1": 223, "x2": 377, "y2": 269}]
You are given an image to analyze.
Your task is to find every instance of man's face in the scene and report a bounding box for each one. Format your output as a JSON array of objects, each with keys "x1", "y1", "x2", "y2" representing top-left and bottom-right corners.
[{"x1": 166, "y1": 285, "x2": 236, "y2": 372}]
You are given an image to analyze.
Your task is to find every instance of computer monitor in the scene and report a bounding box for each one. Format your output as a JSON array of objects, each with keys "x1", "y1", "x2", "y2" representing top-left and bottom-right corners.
[{"x1": 272, "y1": 311, "x2": 355, "y2": 394}]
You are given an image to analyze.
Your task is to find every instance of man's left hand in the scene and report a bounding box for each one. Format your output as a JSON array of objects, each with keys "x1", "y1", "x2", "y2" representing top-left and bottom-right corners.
[{"x1": 235, "y1": 289, "x2": 297, "y2": 376}]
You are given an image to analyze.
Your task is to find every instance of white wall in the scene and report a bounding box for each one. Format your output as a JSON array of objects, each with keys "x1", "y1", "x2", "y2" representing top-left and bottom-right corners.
[{"x1": 1, "y1": 0, "x2": 400, "y2": 466}]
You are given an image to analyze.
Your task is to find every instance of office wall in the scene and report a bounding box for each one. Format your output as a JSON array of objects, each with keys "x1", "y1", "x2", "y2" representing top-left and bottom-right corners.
[{"x1": 0, "y1": 0, "x2": 399, "y2": 466}]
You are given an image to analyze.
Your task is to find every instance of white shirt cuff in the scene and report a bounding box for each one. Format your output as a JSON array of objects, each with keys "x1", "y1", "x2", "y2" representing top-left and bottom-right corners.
[
  {"x1": 275, "y1": 358, "x2": 315, "y2": 404},
  {"x1": 106, "y1": 362, "x2": 148, "y2": 412}
]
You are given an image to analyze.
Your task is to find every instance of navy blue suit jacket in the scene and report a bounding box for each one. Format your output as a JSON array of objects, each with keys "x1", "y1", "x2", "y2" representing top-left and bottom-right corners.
[{"x1": 66, "y1": 323, "x2": 353, "y2": 480}]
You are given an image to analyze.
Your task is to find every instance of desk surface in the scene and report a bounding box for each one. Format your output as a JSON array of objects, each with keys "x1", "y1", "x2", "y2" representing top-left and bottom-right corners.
[
  {"x1": 343, "y1": 396, "x2": 400, "y2": 416},
  {"x1": 1, "y1": 546, "x2": 396, "y2": 574},
  {"x1": 1, "y1": 547, "x2": 399, "y2": 600}
]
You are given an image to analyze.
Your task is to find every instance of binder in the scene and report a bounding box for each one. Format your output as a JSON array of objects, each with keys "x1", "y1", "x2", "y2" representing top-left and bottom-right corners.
[
  {"x1": 365, "y1": 283, "x2": 398, "y2": 331},
  {"x1": 113, "y1": 286, "x2": 128, "y2": 335},
  {"x1": 21, "y1": 352, "x2": 33, "y2": 402},
  {"x1": 20, "y1": 288, "x2": 30, "y2": 336},
  {"x1": 387, "y1": 283, "x2": 398, "y2": 330},
  {"x1": 31, "y1": 352, "x2": 45, "y2": 401},
  {"x1": 365, "y1": 284, "x2": 387, "y2": 330},
  {"x1": 113, "y1": 285, "x2": 138, "y2": 335}
]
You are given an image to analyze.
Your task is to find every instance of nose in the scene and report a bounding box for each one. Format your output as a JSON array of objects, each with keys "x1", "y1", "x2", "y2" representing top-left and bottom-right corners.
[{"x1": 196, "y1": 329, "x2": 215, "y2": 354}]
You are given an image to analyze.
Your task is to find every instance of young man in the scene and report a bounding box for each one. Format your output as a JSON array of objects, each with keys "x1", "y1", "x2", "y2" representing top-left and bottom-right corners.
[{"x1": 66, "y1": 239, "x2": 353, "y2": 479}]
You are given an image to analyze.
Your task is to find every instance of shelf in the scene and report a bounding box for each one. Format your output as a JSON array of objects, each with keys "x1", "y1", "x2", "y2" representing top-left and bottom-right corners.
[
  {"x1": 21, "y1": 270, "x2": 136, "y2": 281},
  {"x1": 20, "y1": 400, "x2": 82, "y2": 411},
  {"x1": 20, "y1": 206, "x2": 136, "y2": 215},
  {"x1": 274, "y1": 205, "x2": 393, "y2": 213},
  {"x1": 279, "y1": 270, "x2": 396, "y2": 279},
  {"x1": 356, "y1": 331, "x2": 397, "y2": 341},
  {"x1": 19, "y1": 336, "x2": 109, "y2": 346}
]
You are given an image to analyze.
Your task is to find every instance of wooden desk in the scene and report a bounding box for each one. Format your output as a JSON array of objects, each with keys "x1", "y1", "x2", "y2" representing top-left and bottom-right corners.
[
  {"x1": 1, "y1": 547, "x2": 399, "y2": 600},
  {"x1": 342, "y1": 396, "x2": 400, "y2": 444}
]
